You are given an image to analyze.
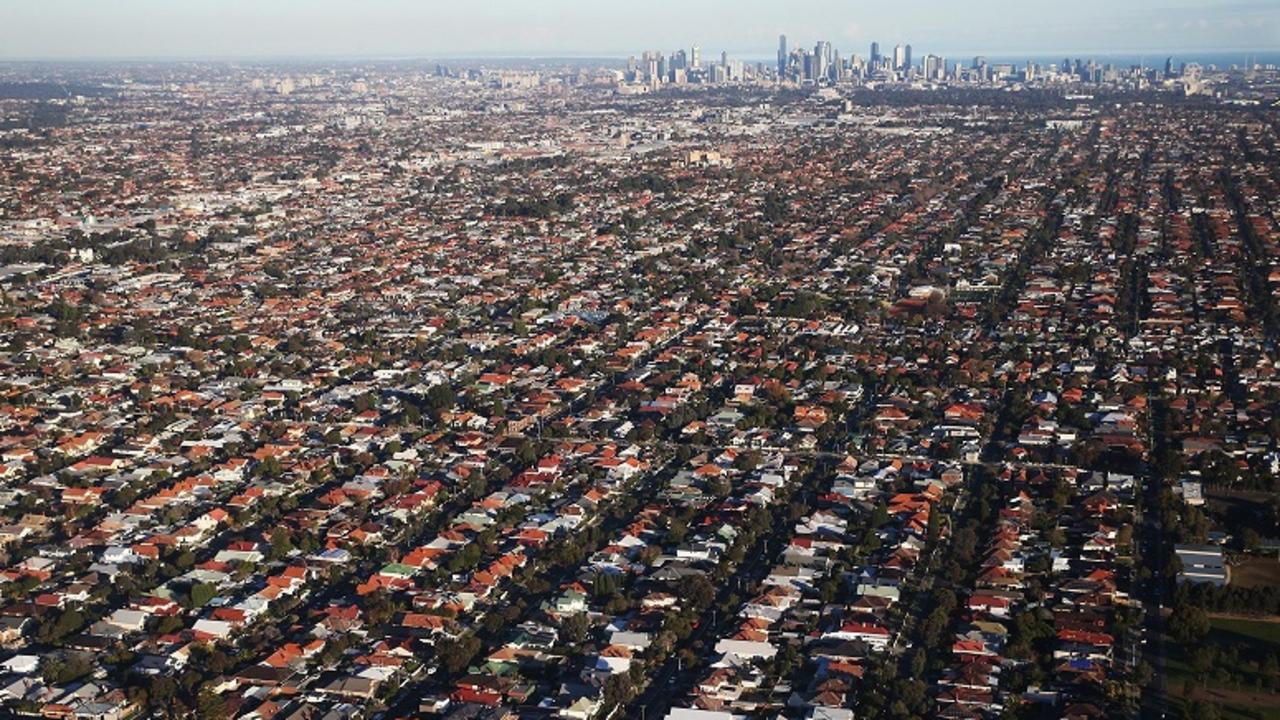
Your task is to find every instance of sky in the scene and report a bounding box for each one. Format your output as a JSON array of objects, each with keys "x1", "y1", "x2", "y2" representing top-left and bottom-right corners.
[{"x1": 1, "y1": 0, "x2": 1277, "y2": 60}]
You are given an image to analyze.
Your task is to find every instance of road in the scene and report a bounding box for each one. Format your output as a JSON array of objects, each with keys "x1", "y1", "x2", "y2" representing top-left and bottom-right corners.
[
  {"x1": 381, "y1": 457, "x2": 678, "y2": 718},
  {"x1": 629, "y1": 388, "x2": 883, "y2": 717},
  {"x1": 629, "y1": 459, "x2": 832, "y2": 719},
  {"x1": 1139, "y1": 392, "x2": 1169, "y2": 719}
]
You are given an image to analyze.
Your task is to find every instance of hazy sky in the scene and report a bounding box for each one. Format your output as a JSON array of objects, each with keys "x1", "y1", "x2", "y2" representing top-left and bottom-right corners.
[{"x1": 2, "y1": 0, "x2": 1277, "y2": 60}]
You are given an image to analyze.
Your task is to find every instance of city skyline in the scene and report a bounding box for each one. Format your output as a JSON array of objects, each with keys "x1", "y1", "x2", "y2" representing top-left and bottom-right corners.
[{"x1": 2, "y1": 0, "x2": 1278, "y2": 61}]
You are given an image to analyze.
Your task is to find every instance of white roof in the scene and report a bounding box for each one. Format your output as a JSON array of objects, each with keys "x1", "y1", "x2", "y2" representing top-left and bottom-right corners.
[
  {"x1": 666, "y1": 710, "x2": 742, "y2": 720},
  {"x1": 107, "y1": 608, "x2": 148, "y2": 629},
  {"x1": 712, "y1": 638, "x2": 777, "y2": 660},
  {"x1": 0, "y1": 655, "x2": 40, "y2": 675},
  {"x1": 192, "y1": 619, "x2": 234, "y2": 638},
  {"x1": 809, "y1": 709, "x2": 855, "y2": 720}
]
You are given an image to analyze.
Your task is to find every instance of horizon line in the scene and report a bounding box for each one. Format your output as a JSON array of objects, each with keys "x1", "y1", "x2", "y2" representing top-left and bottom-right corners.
[{"x1": 0, "y1": 46, "x2": 1277, "y2": 65}]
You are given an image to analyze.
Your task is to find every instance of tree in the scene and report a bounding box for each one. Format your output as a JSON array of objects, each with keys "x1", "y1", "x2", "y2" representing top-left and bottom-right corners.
[
  {"x1": 707, "y1": 475, "x2": 731, "y2": 498},
  {"x1": 819, "y1": 576, "x2": 839, "y2": 604},
  {"x1": 112, "y1": 484, "x2": 139, "y2": 508},
  {"x1": 268, "y1": 526, "x2": 294, "y2": 560},
  {"x1": 438, "y1": 633, "x2": 481, "y2": 675},
  {"x1": 921, "y1": 606, "x2": 950, "y2": 648},
  {"x1": 561, "y1": 613, "x2": 590, "y2": 645},
  {"x1": 352, "y1": 393, "x2": 376, "y2": 414},
  {"x1": 258, "y1": 456, "x2": 282, "y2": 479},
  {"x1": 662, "y1": 611, "x2": 693, "y2": 641},
  {"x1": 190, "y1": 582, "x2": 218, "y2": 608},
  {"x1": 516, "y1": 439, "x2": 538, "y2": 465},
  {"x1": 1262, "y1": 652, "x2": 1279, "y2": 679},
  {"x1": 1189, "y1": 645, "x2": 1217, "y2": 684},
  {"x1": 1169, "y1": 602, "x2": 1210, "y2": 646},
  {"x1": 952, "y1": 527, "x2": 978, "y2": 563},
  {"x1": 871, "y1": 501, "x2": 889, "y2": 528},
  {"x1": 38, "y1": 608, "x2": 84, "y2": 644},
  {"x1": 195, "y1": 685, "x2": 227, "y2": 720},
  {"x1": 147, "y1": 675, "x2": 178, "y2": 714},
  {"x1": 893, "y1": 678, "x2": 928, "y2": 716},
  {"x1": 680, "y1": 574, "x2": 716, "y2": 608},
  {"x1": 363, "y1": 589, "x2": 394, "y2": 626},
  {"x1": 42, "y1": 653, "x2": 92, "y2": 685},
  {"x1": 666, "y1": 518, "x2": 689, "y2": 544},
  {"x1": 171, "y1": 550, "x2": 196, "y2": 571},
  {"x1": 1133, "y1": 660, "x2": 1154, "y2": 687},
  {"x1": 592, "y1": 572, "x2": 620, "y2": 599},
  {"x1": 1184, "y1": 700, "x2": 1221, "y2": 720},
  {"x1": 602, "y1": 673, "x2": 635, "y2": 707},
  {"x1": 402, "y1": 402, "x2": 421, "y2": 426},
  {"x1": 927, "y1": 505, "x2": 941, "y2": 541},
  {"x1": 155, "y1": 614, "x2": 185, "y2": 635},
  {"x1": 425, "y1": 384, "x2": 456, "y2": 412},
  {"x1": 1241, "y1": 527, "x2": 1261, "y2": 552}
]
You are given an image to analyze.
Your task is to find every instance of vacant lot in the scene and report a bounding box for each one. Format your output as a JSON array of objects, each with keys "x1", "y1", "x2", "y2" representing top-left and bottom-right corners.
[
  {"x1": 1179, "y1": 687, "x2": 1280, "y2": 720},
  {"x1": 1230, "y1": 557, "x2": 1280, "y2": 591}
]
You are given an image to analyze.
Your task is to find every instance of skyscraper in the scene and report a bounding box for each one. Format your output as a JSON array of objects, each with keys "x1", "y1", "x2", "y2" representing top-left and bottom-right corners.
[
  {"x1": 904, "y1": 45, "x2": 913, "y2": 73},
  {"x1": 924, "y1": 54, "x2": 942, "y2": 80},
  {"x1": 778, "y1": 35, "x2": 788, "y2": 76},
  {"x1": 871, "y1": 42, "x2": 880, "y2": 65},
  {"x1": 691, "y1": 44, "x2": 701, "y2": 70},
  {"x1": 893, "y1": 44, "x2": 906, "y2": 71},
  {"x1": 814, "y1": 41, "x2": 830, "y2": 82}
]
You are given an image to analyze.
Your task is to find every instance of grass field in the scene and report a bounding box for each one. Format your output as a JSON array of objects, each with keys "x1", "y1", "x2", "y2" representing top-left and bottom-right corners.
[
  {"x1": 1164, "y1": 617, "x2": 1280, "y2": 719},
  {"x1": 1213, "y1": 617, "x2": 1280, "y2": 647}
]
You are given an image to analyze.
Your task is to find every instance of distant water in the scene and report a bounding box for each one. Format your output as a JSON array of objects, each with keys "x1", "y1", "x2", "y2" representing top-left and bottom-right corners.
[
  {"x1": 738, "y1": 50, "x2": 1280, "y2": 70},
  {"x1": 976, "y1": 51, "x2": 1280, "y2": 69}
]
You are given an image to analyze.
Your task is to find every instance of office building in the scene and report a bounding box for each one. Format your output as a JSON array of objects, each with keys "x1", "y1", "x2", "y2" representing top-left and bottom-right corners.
[
  {"x1": 814, "y1": 41, "x2": 830, "y2": 81},
  {"x1": 924, "y1": 54, "x2": 943, "y2": 80}
]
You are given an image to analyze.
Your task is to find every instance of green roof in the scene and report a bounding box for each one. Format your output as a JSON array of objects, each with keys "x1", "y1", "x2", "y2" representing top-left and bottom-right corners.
[{"x1": 379, "y1": 563, "x2": 416, "y2": 577}]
